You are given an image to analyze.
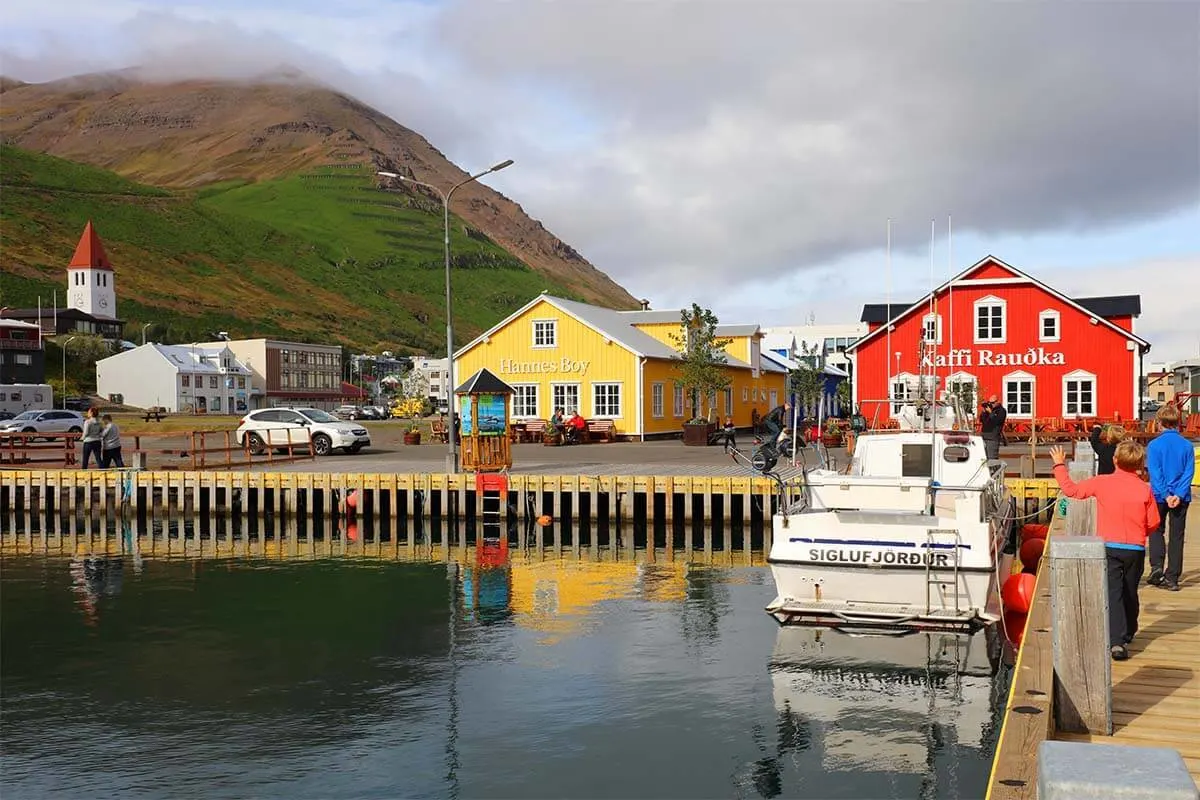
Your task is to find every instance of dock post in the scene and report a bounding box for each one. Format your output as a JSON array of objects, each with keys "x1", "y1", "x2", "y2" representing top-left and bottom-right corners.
[{"x1": 1050, "y1": 536, "x2": 1112, "y2": 735}]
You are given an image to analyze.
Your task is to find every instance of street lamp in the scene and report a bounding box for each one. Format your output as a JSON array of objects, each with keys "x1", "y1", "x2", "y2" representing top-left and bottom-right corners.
[
  {"x1": 141, "y1": 323, "x2": 153, "y2": 346},
  {"x1": 378, "y1": 159, "x2": 514, "y2": 474},
  {"x1": 61, "y1": 336, "x2": 77, "y2": 409}
]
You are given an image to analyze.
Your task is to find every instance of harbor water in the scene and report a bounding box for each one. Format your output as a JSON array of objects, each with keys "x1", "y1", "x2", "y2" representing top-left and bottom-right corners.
[{"x1": 1, "y1": 533, "x2": 1012, "y2": 799}]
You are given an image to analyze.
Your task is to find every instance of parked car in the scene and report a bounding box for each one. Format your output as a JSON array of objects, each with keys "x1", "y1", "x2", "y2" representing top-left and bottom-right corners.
[
  {"x1": 0, "y1": 411, "x2": 14, "y2": 421},
  {"x1": 236, "y1": 407, "x2": 370, "y2": 456},
  {"x1": 334, "y1": 405, "x2": 365, "y2": 420},
  {"x1": 0, "y1": 409, "x2": 86, "y2": 437}
]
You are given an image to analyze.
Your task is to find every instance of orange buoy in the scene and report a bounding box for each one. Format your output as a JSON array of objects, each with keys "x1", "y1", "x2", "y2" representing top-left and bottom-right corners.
[
  {"x1": 1019, "y1": 537, "x2": 1046, "y2": 572},
  {"x1": 537, "y1": 514, "x2": 552, "y2": 527},
  {"x1": 1002, "y1": 572, "x2": 1037, "y2": 614},
  {"x1": 346, "y1": 521, "x2": 359, "y2": 542},
  {"x1": 1021, "y1": 523, "x2": 1049, "y2": 541},
  {"x1": 1002, "y1": 610, "x2": 1028, "y2": 647}
]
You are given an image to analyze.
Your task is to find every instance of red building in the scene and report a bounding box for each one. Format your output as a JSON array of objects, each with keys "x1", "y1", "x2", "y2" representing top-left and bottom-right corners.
[{"x1": 849, "y1": 256, "x2": 1150, "y2": 424}]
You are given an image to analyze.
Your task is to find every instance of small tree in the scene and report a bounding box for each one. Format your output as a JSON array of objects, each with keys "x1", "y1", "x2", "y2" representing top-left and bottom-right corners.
[
  {"x1": 670, "y1": 304, "x2": 732, "y2": 423},
  {"x1": 788, "y1": 341, "x2": 824, "y2": 416}
]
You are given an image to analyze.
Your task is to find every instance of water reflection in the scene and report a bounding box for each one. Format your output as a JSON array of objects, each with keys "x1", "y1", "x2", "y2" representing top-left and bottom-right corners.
[{"x1": 1, "y1": 542, "x2": 1007, "y2": 799}]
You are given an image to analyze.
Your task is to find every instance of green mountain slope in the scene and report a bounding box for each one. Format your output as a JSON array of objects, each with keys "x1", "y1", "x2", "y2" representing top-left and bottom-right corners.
[{"x1": 1, "y1": 145, "x2": 579, "y2": 352}]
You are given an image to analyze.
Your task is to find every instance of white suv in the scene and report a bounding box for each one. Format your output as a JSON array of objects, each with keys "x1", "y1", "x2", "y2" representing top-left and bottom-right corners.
[
  {"x1": 236, "y1": 407, "x2": 370, "y2": 456},
  {"x1": 0, "y1": 409, "x2": 86, "y2": 437}
]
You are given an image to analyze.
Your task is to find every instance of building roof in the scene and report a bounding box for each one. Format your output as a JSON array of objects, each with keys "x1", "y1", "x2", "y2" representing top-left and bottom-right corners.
[
  {"x1": 1075, "y1": 295, "x2": 1141, "y2": 318},
  {"x1": 0, "y1": 319, "x2": 42, "y2": 331},
  {"x1": 761, "y1": 350, "x2": 794, "y2": 373},
  {"x1": 2, "y1": 307, "x2": 125, "y2": 324},
  {"x1": 455, "y1": 368, "x2": 515, "y2": 395},
  {"x1": 457, "y1": 294, "x2": 760, "y2": 370},
  {"x1": 68, "y1": 221, "x2": 114, "y2": 271},
  {"x1": 860, "y1": 303, "x2": 915, "y2": 324},
  {"x1": 615, "y1": 309, "x2": 683, "y2": 324},
  {"x1": 851, "y1": 255, "x2": 1149, "y2": 351},
  {"x1": 715, "y1": 324, "x2": 761, "y2": 338},
  {"x1": 147, "y1": 344, "x2": 250, "y2": 374}
]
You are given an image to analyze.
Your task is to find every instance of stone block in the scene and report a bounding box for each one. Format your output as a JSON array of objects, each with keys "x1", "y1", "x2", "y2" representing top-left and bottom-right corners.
[{"x1": 1038, "y1": 741, "x2": 1199, "y2": 799}]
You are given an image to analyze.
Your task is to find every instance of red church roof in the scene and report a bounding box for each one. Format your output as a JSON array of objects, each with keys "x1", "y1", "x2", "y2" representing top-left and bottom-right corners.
[{"x1": 68, "y1": 221, "x2": 114, "y2": 271}]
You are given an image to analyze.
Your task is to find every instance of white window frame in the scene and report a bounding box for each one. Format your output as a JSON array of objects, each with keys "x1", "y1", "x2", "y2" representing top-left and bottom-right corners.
[
  {"x1": 922, "y1": 313, "x2": 943, "y2": 345},
  {"x1": 742, "y1": 387, "x2": 748, "y2": 402},
  {"x1": 769, "y1": 389, "x2": 778, "y2": 409},
  {"x1": 974, "y1": 295, "x2": 1007, "y2": 344},
  {"x1": 1039, "y1": 309, "x2": 1061, "y2": 343},
  {"x1": 651, "y1": 382, "x2": 664, "y2": 418},
  {"x1": 1003, "y1": 370, "x2": 1035, "y2": 418},
  {"x1": 1062, "y1": 369, "x2": 1097, "y2": 418},
  {"x1": 592, "y1": 382, "x2": 622, "y2": 419},
  {"x1": 723, "y1": 388, "x2": 733, "y2": 416},
  {"x1": 531, "y1": 318, "x2": 557, "y2": 348},
  {"x1": 551, "y1": 382, "x2": 580, "y2": 416},
  {"x1": 511, "y1": 383, "x2": 539, "y2": 419},
  {"x1": 673, "y1": 385, "x2": 684, "y2": 417},
  {"x1": 890, "y1": 372, "x2": 915, "y2": 414}
]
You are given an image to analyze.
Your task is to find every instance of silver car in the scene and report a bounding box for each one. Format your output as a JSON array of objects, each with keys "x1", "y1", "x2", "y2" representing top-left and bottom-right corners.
[{"x1": 0, "y1": 409, "x2": 86, "y2": 437}]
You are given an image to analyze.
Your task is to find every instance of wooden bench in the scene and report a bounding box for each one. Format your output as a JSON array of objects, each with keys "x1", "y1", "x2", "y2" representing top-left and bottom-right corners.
[
  {"x1": 522, "y1": 420, "x2": 548, "y2": 443},
  {"x1": 142, "y1": 409, "x2": 167, "y2": 423},
  {"x1": 585, "y1": 419, "x2": 617, "y2": 442},
  {"x1": 430, "y1": 420, "x2": 449, "y2": 443}
]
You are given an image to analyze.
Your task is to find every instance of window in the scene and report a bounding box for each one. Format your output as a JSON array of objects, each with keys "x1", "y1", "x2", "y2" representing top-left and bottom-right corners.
[
  {"x1": 1039, "y1": 309, "x2": 1060, "y2": 342},
  {"x1": 237, "y1": 377, "x2": 246, "y2": 389},
  {"x1": 673, "y1": 385, "x2": 684, "y2": 417},
  {"x1": 769, "y1": 389, "x2": 778, "y2": 409},
  {"x1": 651, "y1": 382, "x2": 664, "y2": 418},
  {"x1": 593, "y1": 383, "x2": 621, "y2": 418},
  {"x1": 552, "y1": 383, "x2": 580, "y2": 415},
  {"x1": 532, "y1": 319, "x2": 557, "y2": 348},
  {"x1": 742, "y1": 387, "x2": 748, "y2": 402},
  {"x1": 1156, "y1": 392, "x2": 1165, "y2": 402},
  {"x1": 211, "y1": 397, "x2": 221, "y2": 411},
  {"x1": 945, "y1": 372, "x2": 978, "y2": 414},
  {"x1": 14, "y1": 354, "x2": 32, "y2": 365},
  {"x1": 181, "y1": 375, "x2": 190, "y2": 387},
  {"x1": 512, "y1": 384, "x2": 538, "y2": 418},
  {"x1": 890, "y1": 373, "x2": 915, "y2": 414},
  {"x1": 209, "y1": 376, "x2": 218, "y2": 389},
  {"x1": 1004, "y1": 371, "x2": 1035, "y2": 418},
  {"x1": 922, "y1": 313, "x2": 942, "y2": 344},
  {"x1": 974, "y1": 296, "x2": 1006, "y2": 343},
  {"x1": 724, "y1": 388, "x2": 733, "y2": 415},
  {"x1": 1063, "y1": 370, "x2": 1096, "y2": 417},
  {"x1": 10, "y1": 392, "x2": 21, "y2": 402}
]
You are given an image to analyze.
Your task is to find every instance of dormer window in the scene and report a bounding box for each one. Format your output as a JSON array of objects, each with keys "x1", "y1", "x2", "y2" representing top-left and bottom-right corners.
[
  {"x1": 532, "y1": 319, "x2": 557, "y2": 348},
  {"x1": 922, "y1": 313, "x2": 942, "y2": 345},
  {"x1": 974, "y1": 296, "x2": 1006, "y2": 343},
  {"x1": 1039, "y1": 310, "x2": 1060, "y2": 342}
]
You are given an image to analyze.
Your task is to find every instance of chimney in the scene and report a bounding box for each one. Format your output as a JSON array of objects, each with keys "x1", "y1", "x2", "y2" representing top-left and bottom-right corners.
[{"x1": 640, "y1": 299, "x2": 651, "y2": 311}]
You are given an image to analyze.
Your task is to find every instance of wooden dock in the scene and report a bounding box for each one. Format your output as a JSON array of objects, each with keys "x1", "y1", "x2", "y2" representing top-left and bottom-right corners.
[{"x1": 988, "y1": 502, "x2": 1200, "y2": 798}]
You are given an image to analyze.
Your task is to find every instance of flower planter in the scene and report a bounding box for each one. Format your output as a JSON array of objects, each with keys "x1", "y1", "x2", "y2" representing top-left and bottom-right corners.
[
  {"x1": 682, "y1": 422, "x2": 716, "y2": 446},
  {"x1": 403, "y1": 431, "x2": 422, "y2": 445},
  {"x1": 821, "y1": 434, "x2": 843, "y2": 448}
]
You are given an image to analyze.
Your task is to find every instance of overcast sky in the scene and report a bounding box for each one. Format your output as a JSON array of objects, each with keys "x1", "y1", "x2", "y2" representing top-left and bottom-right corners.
[{"x1": 2, "y1": 1, "x2": 1198, "y2": 362}]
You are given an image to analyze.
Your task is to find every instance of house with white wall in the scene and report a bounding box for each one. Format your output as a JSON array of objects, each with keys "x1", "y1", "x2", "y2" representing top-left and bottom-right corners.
[{"x1": 96, "y1": 343, "x2": 252, "y2": 413}]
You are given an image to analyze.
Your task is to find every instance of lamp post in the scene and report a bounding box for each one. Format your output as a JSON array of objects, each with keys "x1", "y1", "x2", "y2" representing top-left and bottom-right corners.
[
  {"x1": 61, "y1": 336, "x2": 77, "y2": 409},
  {"x1": 378, "y1": 159, "x2": 514, "y2": 474},
  {"x1": 141, "y1": 323, "x2": 153, "y2": 346}
]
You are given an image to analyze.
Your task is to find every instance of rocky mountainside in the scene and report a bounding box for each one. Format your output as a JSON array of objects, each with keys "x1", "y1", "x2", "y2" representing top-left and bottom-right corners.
[{"x1": 0, "y1": 71, "x2": 636, "y2": 311}]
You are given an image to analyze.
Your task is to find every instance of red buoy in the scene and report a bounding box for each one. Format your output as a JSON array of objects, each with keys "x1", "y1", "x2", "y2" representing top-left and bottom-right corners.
[
  {"x1": 1002, "y1": 572, "x2": 1037, "y2": 614},
  {"x1": 537, "y1": 514, "x2": 552, "y2": 527},
  {"x1": 1021, "y1": 523, "x2": 1049, "y2": 541},
  {"x1": 1002, "y1": 610, "x2": 1028, "y2": 647},
  {"x1": 1019, "y1": 537, "x2": 1046, "y2": 572}
]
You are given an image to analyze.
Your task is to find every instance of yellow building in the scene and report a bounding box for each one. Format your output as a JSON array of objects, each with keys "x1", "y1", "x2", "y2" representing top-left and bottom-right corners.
[{"x1": 454, "y1": 294, "x2": 789, "y2": 439}]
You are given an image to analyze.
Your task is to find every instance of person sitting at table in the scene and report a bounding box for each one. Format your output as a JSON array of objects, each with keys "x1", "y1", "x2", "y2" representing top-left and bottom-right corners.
[
  {"x1": 565, "y1": 409, "x2": 587, "y2": 444},
  {"x1": 550, "y1": 407, "x2": 566, "y2": 439}
]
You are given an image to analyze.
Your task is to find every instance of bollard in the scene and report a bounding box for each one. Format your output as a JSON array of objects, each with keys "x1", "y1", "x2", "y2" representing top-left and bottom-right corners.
[
  {"x1": 1039, "y1": 741, "x2": 1199, "y2": 799},
  {"x1": 1050, "y1": 536, "x2": 1112, "y2": 734}
]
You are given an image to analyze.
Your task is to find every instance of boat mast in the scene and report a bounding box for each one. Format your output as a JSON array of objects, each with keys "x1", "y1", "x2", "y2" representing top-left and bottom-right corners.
[{"x1": 886, "y1": 218, "x2": 893, "y2": 426}]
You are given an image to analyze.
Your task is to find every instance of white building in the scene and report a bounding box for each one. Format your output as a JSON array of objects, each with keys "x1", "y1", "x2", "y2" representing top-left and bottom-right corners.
[
  {"x1": 96, "y1": 343, "x2": 253, "y2": 413},
  {"x1": 761, "y1": 323, "x2": 868, "y2": 375},
  {"x1": 409, "y1": 356, "x2": 459, "y2": 409},
  {"x1": 196, "y1": 339, "x2": 345, "y2": 410}
]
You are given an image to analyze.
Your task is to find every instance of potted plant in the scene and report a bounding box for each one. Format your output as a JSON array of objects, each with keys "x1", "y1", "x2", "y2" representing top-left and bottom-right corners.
[
  {"x1": 403, "y1": 418, "x2": 422, "y2": 445},
  {"x1": 821, "y1": 417, "x2": 843, "y2": 447},
  {"x1": 682, "y1": 416, "x2": 717, "y2": 446}
]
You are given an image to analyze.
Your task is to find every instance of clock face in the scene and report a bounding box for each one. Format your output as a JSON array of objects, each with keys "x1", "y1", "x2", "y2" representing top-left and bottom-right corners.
[
  {"x1": 99, "y1": 297, "x2": 109, "y2": 308},
  {"x1": 72, "y1": 291, "x2": 85, "y2": 306}
]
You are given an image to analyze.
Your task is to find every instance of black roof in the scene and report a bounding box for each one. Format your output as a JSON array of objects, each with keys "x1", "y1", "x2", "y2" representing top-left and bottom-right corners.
[
  {"x1": 860, "y1": 303, "x2": 915, "y2": 324},
  {"x1": 1074, "y1": 295, "x2": 1141, "y2": 317},
  {"x1": 455, "y1": 368, "x2": 514, "y2": 395},
  {"x1": 860, "y1": 294, "x2": 1141, "y2": 324},
  {"x1": 2, "y1": 307, "x2": 125, "y2": 323}
]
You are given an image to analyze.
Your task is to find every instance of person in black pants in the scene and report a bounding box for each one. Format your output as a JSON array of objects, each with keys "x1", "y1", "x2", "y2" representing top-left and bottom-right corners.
[
  {"x1": 979, "y1": 395, "x2": 1007, "y2": 462},
  {"x1": 1089, "y1": 424, "x2": 1123, "y2": 475},
  {"x1": 80, "y1": 408, "x2": 104, "y2": 469}
]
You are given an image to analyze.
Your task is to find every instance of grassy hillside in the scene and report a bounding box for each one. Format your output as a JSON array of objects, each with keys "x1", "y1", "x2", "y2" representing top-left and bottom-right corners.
[{"x1": 0, "y1": 145, "x2": 578, "y2": 352}]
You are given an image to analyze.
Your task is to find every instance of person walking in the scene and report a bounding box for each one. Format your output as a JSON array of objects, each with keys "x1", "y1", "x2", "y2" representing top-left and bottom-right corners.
[
  {"x1": 1050, "y1": 442, "x2": 1160, "y2": 660},
  {"x1": 80, "y1": 408, "x2": 104, "y2": 470},
  {"x1": 1146, "y1": 404, "x2": 1194, "y2": 592},
  {"x1": 1090, "y1": 423, "x2": 1125, "y2": 475},
  {"x1": 100, "y1": 414, "x2": 124, "y2": 468},
  {"x1": 721, "y1": 415, "x2": 737, "y2": 452},
  {"x1": 979, "y1": 394, "x2": 1007, "y2": 462}
]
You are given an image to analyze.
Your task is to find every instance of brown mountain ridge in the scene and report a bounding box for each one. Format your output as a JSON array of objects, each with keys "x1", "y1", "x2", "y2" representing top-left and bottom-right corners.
[{"x1": 0, "y1": 71, "x2": 636, "y2": 312}]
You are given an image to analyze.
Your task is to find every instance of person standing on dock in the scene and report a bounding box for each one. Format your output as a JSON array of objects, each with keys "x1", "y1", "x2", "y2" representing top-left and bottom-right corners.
[
  {"x1": 1146, "y1": 404, "x2": 1194, "y2": 592},
  {"x1": 1090, "y1": 424, "x2": 1125, "y2": 475},
  {"x1": 100, "y1": 414, "x2": 124, "y2": 469},
  {"x1": 80, "y1": 408, "x2": 104, "y2": 470},
  {"x1": 1049, "y1": 442, "x2": 1161, "y2": 661},
  {"x1": 980, "y1": 395, "x2": 1007, "y2": 462}
]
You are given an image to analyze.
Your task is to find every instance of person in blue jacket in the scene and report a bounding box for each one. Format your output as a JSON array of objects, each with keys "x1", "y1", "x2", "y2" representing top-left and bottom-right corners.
[{"x1": 1146, "y1": 404, "x2": 1195, "y2": 592}]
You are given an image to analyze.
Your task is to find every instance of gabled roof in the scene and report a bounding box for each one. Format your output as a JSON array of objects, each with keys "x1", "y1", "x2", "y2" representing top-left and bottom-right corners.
[
  {"x1": 850, "y1": 255, "x2": 1150, "y2": 351},
  {"x1": 456, "y1": 294, "x2": 756, "y2": 369},
  {"x1": 0, "y1": 319, "x2": 42, "y2": 331},
  {"x1": 716, "y1": 324, "x2": 761, "y2": 338},
  {"x1": 455, "y1": 368, "x2": 514, "y2": 395},
  {"x1": 1075, "y1": 296, "x2": 1141, "y2": 317},
  {"x1": 761, "y1": 350, "x2": 795, "y2": 373},
  {"x1": 860, "y1": 303, "x2": 915, "y2": 324},
  {"x1": 616, "y1": 309, "x2": 682, "y2": 324},
  {"x1": 68, "y1": 221, "x2": 114, "y2": 271}
]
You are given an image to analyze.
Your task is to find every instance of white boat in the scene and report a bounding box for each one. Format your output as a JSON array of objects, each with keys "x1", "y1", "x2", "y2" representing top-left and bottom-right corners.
[
  {"x1": 766, "y1": 625, "x2": 1001, "y2": 779},
  {"x1": 766, "y1": 410, "x2": 1014, "y2": 630}
]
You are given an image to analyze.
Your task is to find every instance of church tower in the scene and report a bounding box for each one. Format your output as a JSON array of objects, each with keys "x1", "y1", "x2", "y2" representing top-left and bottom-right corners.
[{"x1": 67, "y1": 221, "x2": 117, "y2": 319}]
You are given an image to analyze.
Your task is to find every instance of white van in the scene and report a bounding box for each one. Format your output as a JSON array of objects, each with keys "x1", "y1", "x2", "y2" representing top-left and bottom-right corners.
[{"x1": 0, "y1": 384, "x2": 54, "y2": 416}]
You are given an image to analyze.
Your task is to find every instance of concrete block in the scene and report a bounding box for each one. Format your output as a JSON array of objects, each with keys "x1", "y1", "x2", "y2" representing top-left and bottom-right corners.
[
  {"x1": 1038, "y1": 741, "x2": 1199, "y2": 799},
  {"x1": 1049, "y1": 536, "x2": 1105, "y2": 561}
]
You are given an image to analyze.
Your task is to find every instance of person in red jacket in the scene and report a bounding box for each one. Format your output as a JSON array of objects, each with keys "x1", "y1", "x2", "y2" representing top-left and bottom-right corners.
[{"x1": 1050, "y1": 442, "x2": 1161, "y2": 661}]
